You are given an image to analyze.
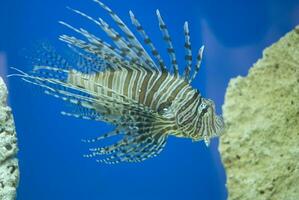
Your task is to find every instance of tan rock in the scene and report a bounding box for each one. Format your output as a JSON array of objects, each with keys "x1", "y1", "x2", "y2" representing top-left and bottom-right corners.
[
  {"x1": 220, "y1": 26, "x2": 299, "y2": 200},
  {"x1": 0, "y1": 77, "x2": 19, "y2": 200}
]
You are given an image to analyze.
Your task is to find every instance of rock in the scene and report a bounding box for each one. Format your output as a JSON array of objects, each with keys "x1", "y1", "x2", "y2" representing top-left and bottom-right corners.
[
  {"x1": 0, "y1": 77, "x2": 19, "y2": 200},
  {"x1": 220, "y1": 26, "x2": 299, "y2": 200}
]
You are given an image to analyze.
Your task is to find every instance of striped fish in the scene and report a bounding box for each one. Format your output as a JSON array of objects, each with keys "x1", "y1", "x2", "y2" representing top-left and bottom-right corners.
[{"x1": 10, "y1": 0, "x2": 224, "y2": 164}]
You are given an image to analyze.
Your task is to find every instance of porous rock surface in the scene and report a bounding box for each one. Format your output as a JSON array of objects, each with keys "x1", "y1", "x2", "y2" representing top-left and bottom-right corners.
[
  {"x1": 220, "y1": 26, "x2": 299, "y2": 200},
  {"x1": 0, "y1": 77, "x2": 19, "y2": 200}
]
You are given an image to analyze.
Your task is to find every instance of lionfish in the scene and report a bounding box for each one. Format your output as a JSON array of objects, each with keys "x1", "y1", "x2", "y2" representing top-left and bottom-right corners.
[{"x1": 10, "y1": 0, "x2": 224, "y2": 164}]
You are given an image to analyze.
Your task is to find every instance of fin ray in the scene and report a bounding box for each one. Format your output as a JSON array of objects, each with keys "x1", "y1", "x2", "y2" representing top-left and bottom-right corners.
[
  {"x1": 129, "y1": 10, "x2": 166, "y2": 71},
  {"x1": 190, "y1": 46, "x2": 204, "y2": 82},
  {"x1": 156, "y1": 10, "x2": 178, "y2": 75},
  {"x1": 183, "y1": 22, "x2": 192, "y2": 81},
  {"x1": 93, "y1": 0, "x2": 157, "y2": 69}
]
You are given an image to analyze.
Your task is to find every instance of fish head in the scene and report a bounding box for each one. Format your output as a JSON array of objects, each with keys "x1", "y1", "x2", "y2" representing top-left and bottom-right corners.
[{"x1": 192, "y1": 98, "x2": 224, "y2": 145}]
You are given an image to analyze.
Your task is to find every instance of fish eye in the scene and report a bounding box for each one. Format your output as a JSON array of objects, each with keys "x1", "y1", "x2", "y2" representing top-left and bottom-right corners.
[
  {"x1": 196, "y1": 89, "x2": 201, "y2": 95},
  {"x1": 199, "y1": 102, "x2": 207, "y2": 110},
  {"x1": 198, "y1": 102, "x2": 209, "y2": 117}
]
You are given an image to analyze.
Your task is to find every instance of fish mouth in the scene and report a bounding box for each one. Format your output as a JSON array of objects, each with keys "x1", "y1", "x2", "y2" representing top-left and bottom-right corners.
[
  {"x1": 214, "y1": 115, "x2": 225, "y2": 136},
  {"x1": 199, "y1": 111, "x2": 224, "y2": 146}
]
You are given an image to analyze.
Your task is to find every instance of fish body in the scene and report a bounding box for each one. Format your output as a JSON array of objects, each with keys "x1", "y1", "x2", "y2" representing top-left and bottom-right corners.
[{"x1": 11, "y1": 0, "x2": 224, "y2": 164}]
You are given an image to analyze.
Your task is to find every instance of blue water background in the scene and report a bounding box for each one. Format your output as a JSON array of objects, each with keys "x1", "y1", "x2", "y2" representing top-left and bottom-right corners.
[{"x1": 1, "y1": 0, "x2": 299, "y2": 199}]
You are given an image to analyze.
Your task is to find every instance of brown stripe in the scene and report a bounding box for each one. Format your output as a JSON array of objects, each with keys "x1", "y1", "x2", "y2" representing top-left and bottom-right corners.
[
  {"x1": 186, "y1": 98, "x2": 201, "y2": 126},
  {"x1": 123, "y1": 67, "x2": 133, "y2": 97},
  {"x1": 139, "y1": 69, "x2": 154, "y2": 104},
  {"x1": 182, "y1": 109, "x2": 199, "y2": 128},
  {"x1": 184, "y1": 43, "x2": 191, "y2": 48},
  {"x1": 153, "y1": 125, "x2": 175, "y2": 136},
  {"x1": 131, "y1": 68, "x2": 142, "y2": 100},
  {"x1": 185, "y1": 55, "x2": 192, "y2": 60},
  {"x1": 67, "y1": 70, "x2": 75, "y2": 85},
  {"x1": 145, "y1": 72, "x2": 168, "y2": 106},
  {"x1": 160, "y1": 24, "x2": 167, "y2": 29},
  {"x1": 165, "y1": 80, "x2": 188, "y2": 104},
  {"x1": 153, "y1": 75, "x2": 177, "y2": 109},
  {"x1": 93, "y1": 72, "x2": 100, "y2": 93},
  {"x1": 177, "y1": 91, "x2": 199, "y2": 116},
  {"x1": 107, "y1": 71, "x2": 114, "y2": 97}
]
